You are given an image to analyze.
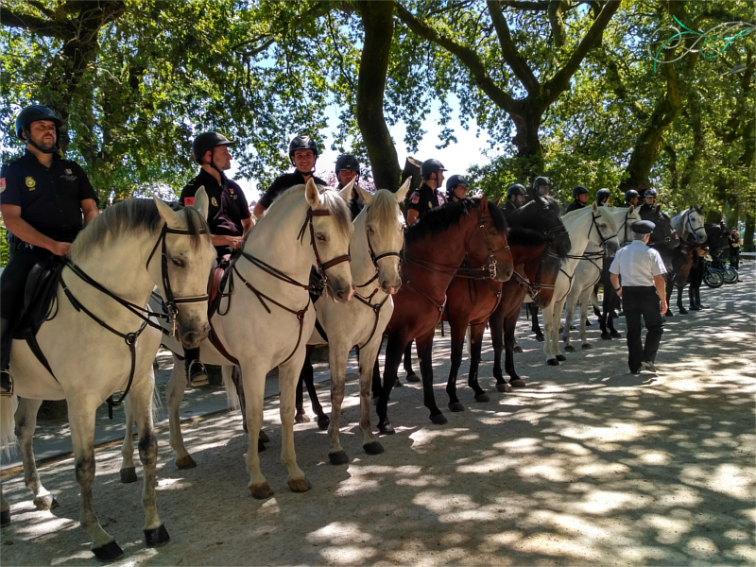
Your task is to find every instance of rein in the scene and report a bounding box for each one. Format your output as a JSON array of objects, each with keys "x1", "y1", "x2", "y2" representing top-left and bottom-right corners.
[
  {"x1": 511, "y1": 223, "x2": 568, "y2": 300},
  {"x1": 684, "y1": 210, "x2": 707, "y2": 243}
]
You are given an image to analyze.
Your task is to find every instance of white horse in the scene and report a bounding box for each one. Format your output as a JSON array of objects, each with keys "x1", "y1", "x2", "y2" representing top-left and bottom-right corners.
[
  {"x1": 126, "y1": 180, "x2": 354, "y2": 500},
  {"x1": 561, "y1": 207, "x2": 636, "y2": 351},
  {"x1": 302, "y1": 181, "x2": 408, "y2": 464},
  {"x1": 541, "y1": 204, "x2": 639, "y2": 365},
  {"x1": 0, "y1": 193, "x2": 216, "y2": 561},
  {"x1": 671, "y1": 206, "x2": 707, "y2": 244}
]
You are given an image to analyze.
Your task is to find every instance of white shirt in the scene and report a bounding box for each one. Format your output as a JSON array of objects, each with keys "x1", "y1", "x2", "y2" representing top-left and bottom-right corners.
[{"x1": 609, "y1": 240, "x2": 667, "y2": 286}]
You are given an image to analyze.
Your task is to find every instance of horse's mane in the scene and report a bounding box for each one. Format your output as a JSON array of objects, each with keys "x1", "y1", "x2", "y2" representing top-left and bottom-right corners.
[
  {"x1": 507, "y1": 227, "x2": 547, "y2": 249},
  {"x1": 406, "y1": 198, "x2": 506, "y2": 245},
  {"x1": 367, "y1": 189, "x2": 402, "y2": 232},
  {"x1": 71, "y1": 198, "x2": 210, "y2": 259},
  {"x1": 260, "y1": 183, "x2": 353, "y2": 243}
]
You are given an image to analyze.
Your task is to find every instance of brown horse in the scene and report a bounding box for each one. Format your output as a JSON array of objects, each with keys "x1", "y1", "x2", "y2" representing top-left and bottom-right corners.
[
  {"x1": 373, "y1": 197, "x2": 513, "y2": 434},
  {"x1": 490, "y1": 197, "x2": 572, "y2": 389}
]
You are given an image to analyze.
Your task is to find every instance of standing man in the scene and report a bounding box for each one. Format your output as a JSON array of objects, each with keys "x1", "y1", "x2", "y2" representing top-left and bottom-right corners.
[
  {"x1": 253, "y1": 135, "x2": 326, "y2": 219},
  {"x1": 406, "y1": 159, "x2": 447, "y2": 225},
  {"x1": 624, "y1": 189, "x2": 640, "y2": 208},
  {"x1": 596, "y1": 188, "x2": 611, "y2": 207},
  {"x1": 334, "y1": 154, "x2": 364, "y2": 219},
  {"x1": 565, "y1": 185, "x2": 589, "y2": 213},
  {"x1": 609, "y1": 220, "x2": 668, "y2": 374},
  {"x1": 0, "y1": 105, "x2": 99, "y2": 395},
  {"x1": 445, "y1": 175, "x2": 469, "y2": 203},
  {"x1": 728, "y1": 228, "x2": 741, "y2": 275},
  {"x1": 180, "y1": 131, "x2": 253, "y2": 386},
  {"x1": 502, "y1": 183, "x2": 527, "y2": 216}
]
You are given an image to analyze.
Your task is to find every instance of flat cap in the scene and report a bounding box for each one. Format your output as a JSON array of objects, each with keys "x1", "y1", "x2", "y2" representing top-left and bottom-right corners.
[{"x1": 631, "y1": 220, "x2": 655, "y2": 234}]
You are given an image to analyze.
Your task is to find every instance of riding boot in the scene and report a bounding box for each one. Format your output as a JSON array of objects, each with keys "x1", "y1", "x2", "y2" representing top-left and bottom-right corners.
[
  {"x1": 184, "y1": 347, "x2": 208, "y2": 387},
  {"x1": 688, "y1": 287, "x2": 700, "y2": 311},
  {"x1": 1, "y1": 318, "x2": 13, "y2": 396},
  {"x1": 696, "y1": 288, "x2": 709, "y2": 309}
]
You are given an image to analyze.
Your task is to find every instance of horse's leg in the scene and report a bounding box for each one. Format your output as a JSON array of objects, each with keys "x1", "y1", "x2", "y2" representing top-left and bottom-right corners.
[
  {"x1": 562, "y1": 296, "x2": 577, "y2": 352},
  {"x1": 304, "y1": 346, "x2": 328, "y2": 428},
  {"x1": 504, "y1": 314, "x2": 524, "y2": 387},
  {"x1": 542, "y1": 302, "x2": 558, "y2": 366},
  {"x1": 445, "y1": 318, "x2": 467, "y2": 412},
  {"x1": 67, "y1": 399, "x2": 123, "y2": 560},
  {"x1": 119, "y1": 396, "x2": 138, "y2": 484},
  {"x1": 580, "y1": 290, "x2": 592, "y2": 349},
  {"x1": 490, "y1": 308, "x2": 508, "y2": 391},
  {"x1": 129, "y1": 372, "x2": 170, "y2": 548},
  {"x1": 376, "y1": 333, "x2": 407, "y2": 434},
  {"x1": 665, "y1": 275, "x2": 675, "y2": 316},
  {"x1": 416, "y1": 328, "x2": 446, "y2": 425},
  {"x1": 401, "y1": 340, "x2": 416, "y2": 383},
  {"x1": 467, "y1": 322, "x2": 489, "y2": 402},
  {"x1": 241, "y1": 364, "x2": 273, "y2": 499},
  {"x1": 325, "y1": 342, "x2": 350, "y2": 464},
  {"x1": 295, "y1": 361, "x2": 309, "y2": 423},
  {"x1": 552, "y1": 297, "x2": 568, "y2": 362},
  {"x1": 677, "y1": 285, "x2": 687, "y2": 314},
  {"x1": 165, "y1": 353, "x2": 195, "y2": 469},
  {"x1": 357, "y1": 340, "x2": 384, "y2": 455},
  {"x1": 15, "y1": 398, "x2": 57, "y2": 510},
  {"x1": 371, "y1": 340, "x2": 383, "y2": 400},
  {"x1": 276, "y1": 355, "x2": 311, "y2": 494}
]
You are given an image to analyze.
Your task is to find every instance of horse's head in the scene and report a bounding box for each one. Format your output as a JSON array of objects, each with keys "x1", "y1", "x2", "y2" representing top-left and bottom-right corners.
[
  {"x1": 305, "y1": 178, "x2": 354, "y2": 302},
  {"x1": 152, "y1": 189, "x2": 216, "y2": 348},
  {"x1": 354, "y1": 179, "x2": 409, "y2": 295},
  {"x1": 466, "y1": 196, "x2": 513, "y2": 282},
  {"x1": 587, "y1": 203, "x2": 623, "y2": 247},
  {"x1": 652, "y1": 208, "x2": 679, "y2": 249},
  {"x1": 530, "y1": 194, "x2": 572, "y2": 258},
  {"x1": 686, "y1": 206, "x2": 708, "y2": 244}
]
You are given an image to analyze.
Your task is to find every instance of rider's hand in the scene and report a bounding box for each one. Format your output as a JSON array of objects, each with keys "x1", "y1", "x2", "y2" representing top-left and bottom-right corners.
[
  {"x1": 49, "y1": 241, "x2": 71, "y2": 257},
  {"x1": 226, "y1": 236, "x2": 242, "y2": 249}
]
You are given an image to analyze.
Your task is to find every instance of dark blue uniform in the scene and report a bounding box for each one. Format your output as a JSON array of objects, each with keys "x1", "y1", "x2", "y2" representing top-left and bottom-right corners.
[
  {"x1": 258, "y1": 171, "x2": 327, "y2": 211},
  {"x1": 180, "y1": 169, "x2": 250, "y2": 257},
  {"x1": 565, "y1": 201, "x2": 585, "y2": 214},
  {"x1": 407, "y1": 183, "x2": 446, "y2": 221}
]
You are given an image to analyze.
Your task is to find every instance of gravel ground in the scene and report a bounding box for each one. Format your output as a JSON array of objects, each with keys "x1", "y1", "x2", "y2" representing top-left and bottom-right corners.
[{"x1": 1, "y1": 264, "x2": 754, "y2": 566}]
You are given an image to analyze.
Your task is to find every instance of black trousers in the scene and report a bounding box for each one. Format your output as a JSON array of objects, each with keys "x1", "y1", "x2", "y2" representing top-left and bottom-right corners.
[
  {"x1": 622, "y1": 286, "x2": 664, "y2": 372},
  {"x1": 730, "y1": 249, "x2": 740, "y2": 270},
  {"x1": 1, "y1": 244, "x2": 54, "y2": 371}
]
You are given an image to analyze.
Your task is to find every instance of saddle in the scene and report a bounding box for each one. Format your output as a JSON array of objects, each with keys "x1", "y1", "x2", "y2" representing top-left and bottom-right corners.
[{"x1": 207, "y1": 255, "x2": 237, "y2": 319}]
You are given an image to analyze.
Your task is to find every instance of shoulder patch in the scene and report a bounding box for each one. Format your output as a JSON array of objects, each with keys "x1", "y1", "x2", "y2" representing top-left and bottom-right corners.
[
  {"x1": 184, "y1": 196, "x2": 195, "y2": 206},
  {"x1": 411, "y1": 194, "x2": 420, "y2": 204},
  {"x1": 0, "y1": 177, "x2": 5, "y2": 193}
]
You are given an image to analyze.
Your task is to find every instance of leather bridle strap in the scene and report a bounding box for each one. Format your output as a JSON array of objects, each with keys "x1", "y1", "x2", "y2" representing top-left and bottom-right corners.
[{"x1": 298, "y1": 209, "x2": 351, "y2": 288}]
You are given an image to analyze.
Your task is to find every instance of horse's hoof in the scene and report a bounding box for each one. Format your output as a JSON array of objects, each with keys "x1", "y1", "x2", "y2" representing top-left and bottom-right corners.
[
  {"x1": 93, "y1": 540, "x2": 124, "y2": 562},
  {"x1": 474, "y1": 393, "x2": 490, "y2": 403},
  {"x1": 295, "y1": 414, "x2": 310, "y2": 423},
  {"x1": 143, "y1": 524, "x2": 170, "y2": 548},
  {"x1": 510, "y1": 379, "x2": 526, "y2": 388},
  {"x1": 513, "y1": 345, "x2": 523, "y2": 353},
  {"x1": 259, "y1": 430, "x2": 270, "y2": 443},
  {"x1": 317, "y1": 415, "x2": 330, "y2": 430},
  {"x1": 535, "y1": 335, "x2": 544, "y2": 342},
  {"x1": 258, "y1": 439, "x2": 266, "y2": 452},
  {"x1": 564, "y1": 345, "x2": 575, "y2": 352},
  {"x1": 120, "y1": 467, "x2": 138, "y2": 484},
  {"x1": 363, "y1": 441, "x2": 385, "y2": 455},
  {"x1": 430, "y1": 413, "x2": 448, "y2": 425},
  {"x1": 547, "y1": 359, "x2": 559, "y2": 366},
  {"x1": 496, "y1": 382, "x2": 512, "y2": 393},
  {"x1": 1, "y1": 509, "x2": 10, "y2": 526},
  {"x1": 287, "y1": 477, "x2": 312, "y2": 493},
  {"x1": 249, "y1": 482, "x2": 274, "y2": 500},
  {"x1": 601, "y1": 333, "x2": 612, "y2": 340},
  {"x1": 328, "y1": 451, "x2": 349, "y2": 465},
  {"x1": 581, "y1": 343, "x2": 592, "y2": 350},
  {"x1": 378, "y1": 422, "x2": 395, "y2": 435},
  {"x1": 175, "y1": 456, "x2": 197, "y2": 470},
  {"x1": 405, "y1": 373, "x2": 420, "y2": 383},
  {"x1": 33, "y1": 494, "x2": 58, "y2": 511},
  {"x1": 610, "y1": 331, "x2": 622, "y2": 338},
  {"x1": 448, "y1": 402, "x2": 465, "y2": 412},
  {"x1": 556, "y1": 355, "x2": 567, "y2": 362}
]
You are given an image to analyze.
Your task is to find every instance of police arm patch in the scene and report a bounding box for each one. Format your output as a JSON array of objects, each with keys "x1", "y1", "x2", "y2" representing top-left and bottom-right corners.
[
  {"x1": 411, "y1": 194, "x2": 420, "y2": 204},
  {"x1": 0, "y1": 177, "x2": 5, "y2": 193},
  {"x1": 184, "y1": 196, "x2": 195, "y2": 206}
]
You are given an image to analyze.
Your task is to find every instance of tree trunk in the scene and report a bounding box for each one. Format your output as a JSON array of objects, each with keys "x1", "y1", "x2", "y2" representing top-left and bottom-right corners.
[
  {"x1": 511, "y1": 103, "x2": 545, "y2": 182},
  {"x1": 745, "y1": 212, "x2": 755, "y2": 252},
  {"x1": 355, "y1": 1, "x2": 401, "y2": 192}
]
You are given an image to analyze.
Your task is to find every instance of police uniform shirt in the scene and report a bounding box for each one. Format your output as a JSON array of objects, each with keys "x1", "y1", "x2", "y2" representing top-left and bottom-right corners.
[
  {"x1": 258, "y1": 171, "x2": 327, "y2": 210},
  {"x1": 565, "y1": 201, "x2": 585, "y2": 214},
  {"x1": 502, "y1": 199, "x2": 518, "y2": 218},
  {"x1": 0, "y1": 151, "x2": 98, "y2": 243},
  {"x1": 609, "y1": 240, "x2": 667, "y2": 286},
  {"x1": 407, "y1": 183, "x2": 446, "y2": 219},
  {"x1": 180, "y1": 169, "x2": 250, "y2": 244}
]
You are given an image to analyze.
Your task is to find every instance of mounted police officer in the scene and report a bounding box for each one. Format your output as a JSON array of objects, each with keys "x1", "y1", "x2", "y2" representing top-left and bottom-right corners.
[
  {"x1": 180, "y1": 131, "x2": 253, "y2": 387},
  {"x1": 445, "y1": 175, "x2": 469, "y2": 204},
  {"x1": 624, "y1": 189, "x2": 640, "y2": 208},
  {"x1": 531, "y1": 176, "x2": 552, "y2": 199},
  {"x1": 253, "y1": 135, "x2": 326, "y2": 219},
  {"x1": 502, "y1": 183, "x2": 527, "y2": 217},
  {"x1": 335, "y1": 154, "x2": 364, "y2": 219},
  {"x1": 565, "y1": 185, "x2": 589, "y2": 213},
  {"x1": 609, "y1": 220, "x2": 667, "y2": 374},
  {"x1": 0, "y1": 105, "x2": 99, "y2": 395},
  {"x1": 639, "y1": 188, "x2": 657, "y2": 215},
  {"x1": 406, "y1": 159, "x2": 447, "y2": 225},
  {"x1": 596, "y1": 188, "x2": 611, "y2": 207}
]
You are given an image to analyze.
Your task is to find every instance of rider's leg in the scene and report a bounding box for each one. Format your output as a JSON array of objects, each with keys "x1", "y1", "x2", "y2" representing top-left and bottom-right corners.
[{"x1": 183, "y1": 347, "x2": 208, "y2": 387}]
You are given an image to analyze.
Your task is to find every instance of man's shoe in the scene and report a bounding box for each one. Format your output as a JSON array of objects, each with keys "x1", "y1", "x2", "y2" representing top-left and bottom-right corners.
[
  {"x1": 641, "y1": 361, "x2": 656, "y2": 373},
  {"x1": 629, "y1": 366, "x2": 641, "y2": 375},
  {"x1": 1, "y1": 370, "x2": 13, "y2": 397},
  {"x1": 688, "y1": 304, "x2": 700, "y2": 311},
  {"x1": 187, "y1": 361, "x2": 209, "y2": 387},
  {"x1": 699, "y1": 304, "x2": 709, "y2": 310}
]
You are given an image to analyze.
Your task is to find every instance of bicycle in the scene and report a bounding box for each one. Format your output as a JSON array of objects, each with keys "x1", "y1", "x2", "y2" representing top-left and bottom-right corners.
[{"x1": 702, "y1": 258, "x2": 725, "y2": 288}]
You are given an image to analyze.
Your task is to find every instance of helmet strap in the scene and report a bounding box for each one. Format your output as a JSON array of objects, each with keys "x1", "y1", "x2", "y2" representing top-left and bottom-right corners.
[{"x1": 24, "y1": 128, "x2": 58, "y2": 154}]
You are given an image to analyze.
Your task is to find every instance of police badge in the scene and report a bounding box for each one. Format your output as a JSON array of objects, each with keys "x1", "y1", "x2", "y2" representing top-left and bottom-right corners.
[
  {"x1": 25, "y1": 176, "x2": 36, "y2": 190},
  {"x1": 211, "y1": 196, "x2": 219, "y2": 207}
]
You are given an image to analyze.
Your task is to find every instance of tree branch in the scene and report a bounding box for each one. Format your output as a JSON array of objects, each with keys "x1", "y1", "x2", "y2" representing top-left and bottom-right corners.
[
  {"x1": 0, "y1": 6, "x2": 68, "y2": 39},
  {"x1": 486, "y1": 0, "x2": 540, "y2": 94},
  {"x1": 497, "y1": 1, "x2": 550, "y2": 11}
]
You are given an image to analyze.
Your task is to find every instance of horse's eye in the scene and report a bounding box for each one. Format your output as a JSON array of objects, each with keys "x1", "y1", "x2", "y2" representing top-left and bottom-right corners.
[
  {"x1": 316, "y1": 234, "x2": 327, "y2": 242},
  {"x1": 171, "y1": 257, "x2": 185, "y2": 268},
  {"x1": 367, "y1": 226, "x2": 375, "y2": 234}
]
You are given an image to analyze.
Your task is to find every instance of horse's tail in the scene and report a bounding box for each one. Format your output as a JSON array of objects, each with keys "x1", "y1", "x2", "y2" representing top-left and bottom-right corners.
[
  {"x1": 223, "y1": 366, "x2": 241, "y2": 410},
  {"x1": 0, "y1": 395, "x2": 18, "y2": 458}
]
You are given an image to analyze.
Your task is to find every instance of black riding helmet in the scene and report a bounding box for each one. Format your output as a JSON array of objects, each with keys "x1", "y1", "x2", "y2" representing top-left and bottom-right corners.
[
  {"x1": 596, "y1": 188, "x2": 611, "y2": 204},
  {"x1": 445, "y1": 174, "x2": 469, "y2": 199},
  {"x1": 572, "y1": 185, "x2": 589, "y2": 198},
  {"x1": 16, "y1": 105, "x2": 64, "y2": 154},
  {"x1": 644, "y1": 188, "x2": 658, "y2": 198},
  {"x1": 289, "y1": 135, "x2": 319, "y2": 165},
  {"x1": 507, "y1": 183, "x2": 527, "y2": 198},
  {"x1": 532, "y1": 176, "x2": 552, "y2": 197},
  {"x1": 192, "y1": 132, "x2": 235, "y2": 164},
  {"x1": 625, "y1": 189, "x2": 640, "y2": 202},
  {"x1": 419, "y1": 158, "x2": 447, "y2": 178},
  {"x1": 335, "y1": 154, "x2": 360, "y2": 173}
]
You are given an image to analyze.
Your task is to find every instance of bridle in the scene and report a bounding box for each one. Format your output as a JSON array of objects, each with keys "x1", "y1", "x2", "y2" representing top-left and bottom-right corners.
[
  {"x1": 512, "y1": 223, "x2": 568, "y2": 300},
  {"x1": 584, "y1": 210, "x2": 617, "y2": 247},
  {"x1": 684, "y1": 210, "x2": 707, "y2": 243}
]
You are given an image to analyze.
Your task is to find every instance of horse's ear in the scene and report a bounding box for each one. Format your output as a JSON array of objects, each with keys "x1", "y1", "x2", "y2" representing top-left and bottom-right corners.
[
  {"x1": 480, "y1": 195, "x2": 489, "y2": 210},
  {"x1": 493, "y1": 196, "x2": 502, "y2": 207},
  {"x1": 193, "y1": 186, "x2": 210, "y2": 220},
  {"x1": 628, "y1": 204, "x2": 635, "y2": 215},
  {"x1": 395, "y1": 177, "x2": 411, "y2": 203},
  {"x1": 355, "y1": 184, "x2": 373, "y2": 206},
  {"x1": 153, "y1": 195, "x2": 181, "y2": 229},
  {"x1": 339, "y1": 178, "x2": 355, "y2": 203},
  {"x1": 305, "y1": 178, "x2": 324, "y2": 208},
  {"x1": 700, "y1": 204, "x2": 705, "y2": 212},
  {"x1": 592, "y1": 201, "x2": 599, "y2": 213}
]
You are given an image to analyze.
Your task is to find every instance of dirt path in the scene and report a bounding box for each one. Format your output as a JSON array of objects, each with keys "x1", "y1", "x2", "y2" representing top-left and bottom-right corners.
[{"x1": 1, "y1": 267, "x2": 754, "y2": 566}]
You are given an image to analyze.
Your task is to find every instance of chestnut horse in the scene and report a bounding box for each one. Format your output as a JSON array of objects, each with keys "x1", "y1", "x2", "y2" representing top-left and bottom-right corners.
[
  {"x1": 443, "y1": 195, "x2": 571, "y2": 410},
  {"x1": 373, "y1": 198, "x2": 513, "y2": 434}
]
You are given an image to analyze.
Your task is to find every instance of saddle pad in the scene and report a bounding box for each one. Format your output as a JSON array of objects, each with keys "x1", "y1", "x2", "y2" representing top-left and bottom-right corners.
[{"x1": 14, "y1": 255, "x2": 67, "y2": 340}]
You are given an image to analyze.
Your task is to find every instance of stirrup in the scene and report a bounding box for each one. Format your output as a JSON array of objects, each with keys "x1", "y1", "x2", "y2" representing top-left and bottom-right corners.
[
  {"x1": 1, "y1": 370, "x2": 13, "y2": 398},
  {"x1": 187, "y1": 360, "x2": 209, "y2": 388}
]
